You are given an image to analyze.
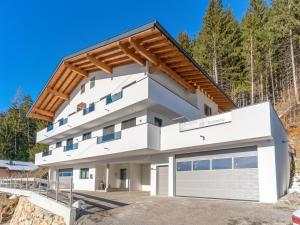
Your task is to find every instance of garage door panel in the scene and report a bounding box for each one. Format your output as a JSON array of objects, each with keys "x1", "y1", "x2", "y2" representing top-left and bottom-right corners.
[{"x1": 175, "y1": 147, "x2": 259, "y2": 201}]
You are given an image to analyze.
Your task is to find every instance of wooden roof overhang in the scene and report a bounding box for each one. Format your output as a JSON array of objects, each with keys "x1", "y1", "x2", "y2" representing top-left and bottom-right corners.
[{"x1": 28, "y1": 21, "x2": 236, "y2": 122}]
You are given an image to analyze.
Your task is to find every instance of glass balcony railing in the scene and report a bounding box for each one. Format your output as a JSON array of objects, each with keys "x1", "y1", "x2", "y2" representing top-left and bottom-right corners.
[
  {"x1": 47, "y1": 124, "x2": 54, "y2": 132},
  {"x1": 59, "y1": 118, "x2": 68, "y2": 126},
  {"x1": 106, "y1": 91, "x2": 123, "y2": 105},
  {"x1": 64, "y1": 143, "x2": 79, "y2": 152},
  {"x1": 97, "y1": 131, "x2": 121, "y2": 144},
  {"x1": 83, "y1": 103, "x2": 95, "y2": 115},
  {"x1": 42, "y1": 150, "x2": 52, "y2": 157}
]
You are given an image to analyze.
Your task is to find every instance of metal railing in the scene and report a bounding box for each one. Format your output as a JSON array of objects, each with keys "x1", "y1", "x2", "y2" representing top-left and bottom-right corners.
[
  {"x1": 97, "y1": 131, "x2": 121, "y2": 144},
  {"x1": 0, "y1": 175, "x2": 74, "y2": 207}
]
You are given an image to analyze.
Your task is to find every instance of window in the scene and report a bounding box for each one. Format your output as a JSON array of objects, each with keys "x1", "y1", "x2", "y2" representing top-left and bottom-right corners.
[
  {"x1": 103, "y1": 125, "x2": 115, "y2": 136},
  {"x1": 204, "y1": 104, "x2": 212, "y2": 116},
  {"x1": 83, "y1": 132, "x2": 92, "y2": 141},
  {"x1": 83, "y1": 103, "x2": 95, "y2": 115},
  {"x1": 59, "y1": 118, "x2": 68, "y2": 126},
  {"x1": 56, "y1": 141, "x2": 62, "y2": 148},
  {"x1": 121, "y1": 118, "x2": 136, "y2": 130},
  {"x1": 176, "y1": 161, "x2": 192, "y2": 171},
  {"x1": 90, "y1": 77, "x2": 95, "y2": 89},
  {"x1": 154, "y1": 117, "x2": 163, "y2": 127},
  {"x1": 80, "y1": 168, "x2": 89, "y2": 179},
  {"x1": 193, "y1": 160, "x2": 210, "y2": 170},
  {"x1": 81, "y1": 83, "x2": 85, "y2": 94},
  {"x1": 234, "y1": 156, "x2": 258, "y2": 169},
  {"x1": 59, "y1": 168, "x2": 73, "y2": 177},
  {"x1": 212, "y1": 158, "x2": 232, "y2": 170}
]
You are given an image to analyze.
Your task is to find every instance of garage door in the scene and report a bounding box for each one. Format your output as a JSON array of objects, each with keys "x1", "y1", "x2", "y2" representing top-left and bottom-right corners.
[
  {"x1": 176, "y1": 146, "x2": 259, "y2": 201},
  {"x1": 157, "y1": 166, "x2": 169, "y2": 196}
]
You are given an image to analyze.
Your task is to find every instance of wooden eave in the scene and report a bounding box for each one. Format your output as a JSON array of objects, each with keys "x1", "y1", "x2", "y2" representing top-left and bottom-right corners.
[{"x1": 28, "y1": 21, "x2": 236, "y2": 122}]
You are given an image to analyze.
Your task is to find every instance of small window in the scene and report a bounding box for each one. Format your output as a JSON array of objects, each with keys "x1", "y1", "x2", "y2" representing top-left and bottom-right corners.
[
  {"x1": 81, "y1": 83, "x2": 85, "y2": 94},
  {"x1": 193, "y1": 160, "x2": 210, "y2": 170},
  {"x1": 234, "y1": 156, "x2": 258, "y2": 169},
  {"x1": 121, "y1": 118, "x2": 136, "y2": 130},
  {"x1": 204, "y1": 104, "x2": 212, "y2": 116},
  {"x1": 80, "y1": 168, "x2": 89, "y2": 179},
  {"x1": 212, "y1": 158, "x2": 232, "y2": 170},
  {"x1": 154, "y1": 117, "x2": 163, "y2": 127},
  {"x1": 90, "y1": 77, "x2": 95, "y2": 89},
  {"x1": 83, "y1": 132, "x2": 92, "y2": 141},
  {"x1": 56, "y1": 141, "x2": 62, "y2": 148},
  {"x1": 176, "y1": 161, "x2": 192, "y2": 171},
  {"x1": 103, "y1": 125, "x2": 115, "y2": 136}
]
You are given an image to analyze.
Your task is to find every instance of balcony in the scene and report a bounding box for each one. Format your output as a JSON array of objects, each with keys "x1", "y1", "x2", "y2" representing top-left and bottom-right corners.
[
  {"x1": 42, "y1": 150, "x2": 52, "y2": 157},
  {"x1": 36, "y1": 77, "x2": 200, "y2": 144},
  {"x1": 35, "y1": 123, "x2": 161, "y2": 166}
]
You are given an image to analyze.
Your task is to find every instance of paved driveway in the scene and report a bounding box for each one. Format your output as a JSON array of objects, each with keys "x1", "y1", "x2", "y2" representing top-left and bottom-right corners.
[{"x1": 74, "y1": 191, "x2": 294, "y2": 225}]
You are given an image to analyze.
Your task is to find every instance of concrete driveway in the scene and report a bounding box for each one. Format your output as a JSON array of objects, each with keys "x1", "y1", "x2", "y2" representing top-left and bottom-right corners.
[{"x1": 74, "y1": 191, "x2": 294, "y2": 225}]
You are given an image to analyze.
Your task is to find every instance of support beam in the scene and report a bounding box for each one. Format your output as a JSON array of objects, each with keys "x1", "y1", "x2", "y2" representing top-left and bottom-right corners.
[
  {"x1": 34, "y1": 109, "x2": 54, "y2": 117},
  {"x1": 30, "y1": 112, "x2": 53, "y2": 122},
  {"x1": 46, "y1": 87, "x2": 69, "y2": 100},
  {"x1": 86, "y1": 54, "x2": 112, "y2": 74},
  {"x1": 118, "y1": 42, "x2": 145, "y2": 66},
  {"x1": 64, "y1": 62, "x2": 88, "y2": 77},
  {"x1": 129, "y1": 37, "x2": 195, "y2": 92}
]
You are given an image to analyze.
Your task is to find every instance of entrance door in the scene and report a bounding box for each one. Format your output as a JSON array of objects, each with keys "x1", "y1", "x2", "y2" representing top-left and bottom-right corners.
[
  {"x1": 120, "y1": 168, "x2": 127, "y2": 188},
  {"x1": 157, "y1": 166, "x2": 169, "y2": 196}
]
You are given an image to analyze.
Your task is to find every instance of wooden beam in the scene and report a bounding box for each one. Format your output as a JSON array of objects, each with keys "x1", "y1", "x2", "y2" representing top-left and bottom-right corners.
[
  {"x1": 118, "y1": 42, "x2": 146, "y2": 66},
  {"x1": 129, "y1": 37, "x2": 195, "y2": 92},
  {"x1": 64, "y1": 62, "x2": 88, "y2": 77},
  {"x1": 30, "y1": 112, "x2": 53, "y2": 122},
  {"x1": 86, "y1": 54, "x2": 112, "y2": 74},
  {"x1": 46, "y1": 87, "x2": 69, "y2": 100},
  {"x1": 129, "y1": 37, "x2": 160, "y2": 66},
  {"x1": 34, "y1": 109, "x2": 54, "y2": 117}
]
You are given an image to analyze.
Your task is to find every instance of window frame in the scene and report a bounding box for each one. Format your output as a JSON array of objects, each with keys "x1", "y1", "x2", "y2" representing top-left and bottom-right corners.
[
  {"x1": 82, "y1": 132, "x2": 92, "y2": 141},
  {"x1": 121, "y1": 118, "x2": 136, "y2": 130},
  {"x1": 79, "y1": 168, "x2": 89, "y2": 179}
]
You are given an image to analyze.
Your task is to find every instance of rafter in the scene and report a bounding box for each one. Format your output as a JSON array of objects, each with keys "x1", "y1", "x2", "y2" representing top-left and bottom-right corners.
[
  {"x1": 64, "y1": 62, "x2": 88, "y2": 77},
  {"x1": 117, "y1": 42, "x2": 146, "y2": 66},
  {"x1": 129, "y1": 37, "x2": 195, "y2": 92},
  {"x1": 30, "y1": 112, "x2": 53, "y2": 122},
  {"x1": 34, "y1": 109, "x2": 54, "y2": 117},
  {"x1": 86, "y1": 54, "x2": 112, "y2": 74},
  {"x1": 46, "y1": 87, "x2": 69, "y2": 100}
]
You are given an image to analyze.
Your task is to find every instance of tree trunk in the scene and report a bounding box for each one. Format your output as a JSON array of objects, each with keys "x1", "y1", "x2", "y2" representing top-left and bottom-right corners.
[
  {"x1": 269, "y1": 50, "x2": 275, "y2": 105},
  {"x1": 289, "y1": 28, "x2": 299, "y2": 104},
  {"x1": 213, "y1": 37, "x2": 218, "y2": 83},
  {"x1": 250, "y1": 33, "x2": 254, "y2": 104}
]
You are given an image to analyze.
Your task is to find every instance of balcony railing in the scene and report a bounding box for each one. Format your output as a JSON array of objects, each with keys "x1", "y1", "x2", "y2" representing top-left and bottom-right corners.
[
  {"x1": 47, "y1": 124, "x2": 53, "y2": 132},
  {"x1": 64, "y1": 143, "x2": 78, "y2": 152},
  {"x1": 59, "y1": 118, "x2": 68, "y2": 126},
  {"x1": 106, "y1": 91, "x2": 123, "y2": 105},
  {"x1": 97, "y1": 131, "x2": 121, "y2": 144},
  {"x1": 42, "y1": 150, "x2": 52, "y2": 157},
  {"x1": 83, "y1": 103, "x2": 95, "y2": 115}
]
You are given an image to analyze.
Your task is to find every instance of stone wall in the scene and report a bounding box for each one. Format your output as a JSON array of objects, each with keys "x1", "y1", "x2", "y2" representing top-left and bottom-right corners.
[{"x1": 9, "y1": 197, "x2": 65, "y2": 225}]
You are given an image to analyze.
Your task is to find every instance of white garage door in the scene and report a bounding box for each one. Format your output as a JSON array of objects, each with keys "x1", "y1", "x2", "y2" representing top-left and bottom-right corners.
[{"x1": 176, "y1": 146, "x2": 259, "y2": 201}]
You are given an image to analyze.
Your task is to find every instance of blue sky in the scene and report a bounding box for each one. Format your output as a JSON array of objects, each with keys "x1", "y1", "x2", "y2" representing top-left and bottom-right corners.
[{"x1": 0, "y1": 0, "x2": 251, "y2": 111}]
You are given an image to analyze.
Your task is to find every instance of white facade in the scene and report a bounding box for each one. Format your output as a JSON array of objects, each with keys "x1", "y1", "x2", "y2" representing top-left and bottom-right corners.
[{"x1": 35, "y1": 64, "x2": 290, "y2": 203}]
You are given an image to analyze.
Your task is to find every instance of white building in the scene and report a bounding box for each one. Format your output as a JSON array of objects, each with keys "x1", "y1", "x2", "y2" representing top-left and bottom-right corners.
[{"x1": 28, "y1": 22, "x2": 291, "y2": 203}]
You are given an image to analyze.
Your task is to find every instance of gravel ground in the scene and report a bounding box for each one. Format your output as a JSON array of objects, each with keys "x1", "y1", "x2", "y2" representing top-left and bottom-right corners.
[{"x1": 74, "y1": 192, "x2": 297, "y2": 225}]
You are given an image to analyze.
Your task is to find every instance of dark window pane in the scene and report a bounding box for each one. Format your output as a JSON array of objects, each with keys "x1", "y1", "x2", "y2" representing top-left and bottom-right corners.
[
  {"x1": 83, "y1": 132, "x2": 91, "y2": 141},
  {"x1": 204, "y1": 104, "x2": 212, "y2": 116},
  {"x1": 103, "y1": 125, "x2": 115, "y2": 135},
  {"x1": 121, "y1": 118, "x2": 136, "y2": 130},
  {"x1": 56, "y1": 141, "x2": 62, "y2": 148},
  {"x1": 234, "y1": 156, "x2": 258, "y2": 169},
  {"x1": 80, "y1": 168, "x2": 89, "y2": 179},
  {"x1": 154, "y1": 117, "x2": 163, "y2": 127},
  {"x1": 212, "y1": 158, "x2": 232, "y2": 170},
  {"x1": 176, "y1": 161, "x2": 192, "y2": 171},
  {"x1": 193, "y1": 160, "x2": 210, "y2": 170}
]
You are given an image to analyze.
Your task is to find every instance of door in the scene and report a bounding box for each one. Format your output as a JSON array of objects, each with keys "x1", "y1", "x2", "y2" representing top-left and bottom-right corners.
[
  {"x1": 120, "y1": 168, "x2": 127, "y2": 188},
  {"x1": 157, "y1": 166, "x2": 169, "y2": 196},
  {"x1": 58, "y1": 168, "x2": 73, "y2": 189},
  {"x1": 175, "y1": 146, "x2": 259, "y2": 201}
]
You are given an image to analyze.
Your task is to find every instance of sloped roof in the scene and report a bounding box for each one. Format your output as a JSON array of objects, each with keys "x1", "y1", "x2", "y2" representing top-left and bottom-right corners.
[
  {"x1": 0, "y1": 160, "x2": 38, "y2": 171},
  {"x1": 28, "y1": 21, "x2": 236, "y2": 122}
]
